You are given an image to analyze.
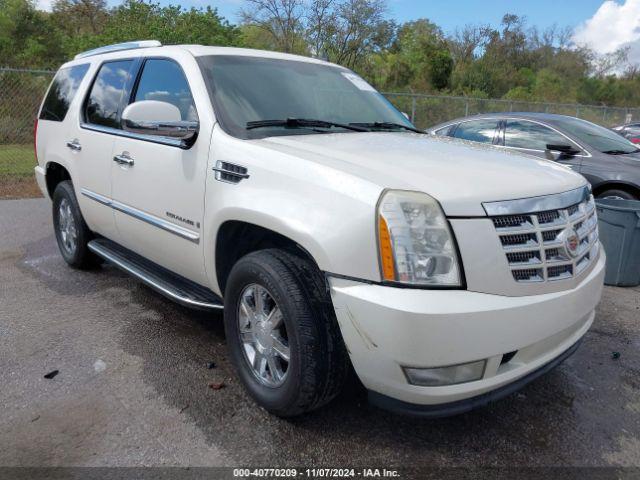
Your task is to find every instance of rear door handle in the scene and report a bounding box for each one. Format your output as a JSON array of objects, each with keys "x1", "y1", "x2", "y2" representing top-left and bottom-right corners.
[
  {"x1": 113, "y1": 152, "x2": 134, "y2": 167},
  {"x1": 66, "y1": 139, "x2": 82, "y2": 151}
]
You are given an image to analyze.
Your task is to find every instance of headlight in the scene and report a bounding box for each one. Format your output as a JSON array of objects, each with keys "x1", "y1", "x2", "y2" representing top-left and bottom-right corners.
[{"x1": 377, "y1": 190, "x2": 462, "y2": 286}]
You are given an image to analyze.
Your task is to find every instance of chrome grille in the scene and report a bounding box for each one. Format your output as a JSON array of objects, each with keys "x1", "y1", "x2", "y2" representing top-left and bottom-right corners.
[{"x1": 490, "y1": 194, "x2": 599, "y2": 283}]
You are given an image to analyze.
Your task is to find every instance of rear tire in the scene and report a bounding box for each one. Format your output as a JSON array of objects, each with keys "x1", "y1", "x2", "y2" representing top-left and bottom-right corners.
[
  {"x1": 596, "y1": 189, "x2": 638, "y2": 201},
  {"x1": 224, "y1": 249, "x2": 349, "y2": 417},
  {"x1": 52, "y1": 180, "x2": 99, "y2": 269}
]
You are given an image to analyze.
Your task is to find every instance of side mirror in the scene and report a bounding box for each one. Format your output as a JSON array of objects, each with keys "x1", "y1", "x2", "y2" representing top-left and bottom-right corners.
[
  {"x1": 121, "y1": 100, "x2": 198, "y2": 145},
  {"x1": 545, "y1": 144, "x2": 581, "y2": 156},
  {"x1": 401, "y1": 112, "x2": 410, "y2": 120}
]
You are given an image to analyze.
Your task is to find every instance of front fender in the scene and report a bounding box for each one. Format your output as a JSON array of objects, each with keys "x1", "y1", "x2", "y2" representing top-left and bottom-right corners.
[{"x1": 202, "y1": 134, "x2": 384, "y2": 295}]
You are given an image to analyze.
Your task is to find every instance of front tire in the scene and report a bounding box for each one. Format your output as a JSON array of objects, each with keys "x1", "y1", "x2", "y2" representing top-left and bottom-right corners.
[
  {"x1": 224, "y1": 249, "x2": 349, "y2": 417},
  {"x1": 52, "y1": 180, "x2": 98, "y2": 269}
]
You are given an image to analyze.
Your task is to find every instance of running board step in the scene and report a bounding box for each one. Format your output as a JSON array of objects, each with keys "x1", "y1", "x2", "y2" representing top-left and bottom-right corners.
[{"x1": 88, "y1": 238, "x2": 223, "y2": 311}]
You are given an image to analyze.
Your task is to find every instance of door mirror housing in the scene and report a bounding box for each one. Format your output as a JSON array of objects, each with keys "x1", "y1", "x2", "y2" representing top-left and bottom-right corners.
[
  {"x1": 545, "y1": 144, "x2": 581, "y2": 156},
  {"x1": 121, "y1": 100, "x2": 198, "y2": 145}
]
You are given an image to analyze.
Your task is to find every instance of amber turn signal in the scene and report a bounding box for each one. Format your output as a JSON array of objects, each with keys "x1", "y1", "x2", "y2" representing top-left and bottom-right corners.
[{"x1": 378, "y1": 215, "x2": 395, "y2": 281}]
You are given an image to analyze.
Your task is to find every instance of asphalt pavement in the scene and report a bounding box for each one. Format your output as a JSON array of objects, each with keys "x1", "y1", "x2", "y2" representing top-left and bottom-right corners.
[{"x1": 1, "y1": 198, "x2": 639, "y2": 469}]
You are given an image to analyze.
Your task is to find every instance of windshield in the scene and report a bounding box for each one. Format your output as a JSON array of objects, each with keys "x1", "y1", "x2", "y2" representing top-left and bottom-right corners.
[
  {"x1": 198, "y1": 55, "x2": 414, "y2": 139},
  {"x1": 554, "y1": 117, "x2": 640, "y2": 154}
]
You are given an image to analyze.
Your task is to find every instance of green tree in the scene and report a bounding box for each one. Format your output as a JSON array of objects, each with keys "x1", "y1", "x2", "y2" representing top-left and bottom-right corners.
[
  {"x1": 103, "y1": 1, "x2": 238, "y2": 45},
  {"x1": 51, "y1": 0, "x2": 108, "y2": 36},
  {"x1": 0, "y1": 0, "x2": 65, "y2": 68},
  {"x1": 367, "y1": 19, "x2": 452, "y2": 91},
  {"x1": 240, "y1": 0, "x2": 305, "y2": 53}
]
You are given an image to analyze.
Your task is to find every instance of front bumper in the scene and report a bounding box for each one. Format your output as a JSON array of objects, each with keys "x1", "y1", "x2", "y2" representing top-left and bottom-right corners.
[{"x1": 329, "y1": 246, "x2": 605, "y2": 412}]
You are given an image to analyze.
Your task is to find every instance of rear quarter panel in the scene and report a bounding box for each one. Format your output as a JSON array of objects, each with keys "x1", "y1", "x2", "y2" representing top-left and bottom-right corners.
[{"x1": 35, "y1": 60, "x2": 99, "y2": 198}]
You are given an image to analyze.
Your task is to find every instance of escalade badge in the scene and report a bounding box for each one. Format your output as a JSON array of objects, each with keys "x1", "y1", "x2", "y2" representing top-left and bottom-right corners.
[{"x1": 557, "y1": 227, "x2": 580, "y2": 258}]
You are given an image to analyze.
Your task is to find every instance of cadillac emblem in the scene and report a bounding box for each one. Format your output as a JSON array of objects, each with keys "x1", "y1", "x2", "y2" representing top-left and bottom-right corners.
[{"x1": 557, "y1": 227, "x2": 580, "y2": 258}]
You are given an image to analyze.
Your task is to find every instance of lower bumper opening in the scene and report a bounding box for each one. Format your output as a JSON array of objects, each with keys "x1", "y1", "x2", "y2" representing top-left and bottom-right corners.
[
  {"x1": 500, "y1": 350, "x2": 518, "y2": 365},
  {"x1": 368, "y1": 339, "x2": 582, "y2": 418}
]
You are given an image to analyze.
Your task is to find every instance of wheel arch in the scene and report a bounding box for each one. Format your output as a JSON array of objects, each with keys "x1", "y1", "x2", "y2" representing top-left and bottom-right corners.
[
  {"x1": 213, "y1": 219, "x2": 326, "y2": 295},
  {"x1": 592, "y1": 181, "x2": 640, "y2": 199},
  {"x1": 45, "y1": 161, "x2": 72, "y2": 198}
]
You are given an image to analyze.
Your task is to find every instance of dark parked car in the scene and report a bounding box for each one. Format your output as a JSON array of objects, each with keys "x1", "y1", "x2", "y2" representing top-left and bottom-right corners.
[{"x1": 429, "y1": 113, "x2": 640, "y2": 200}]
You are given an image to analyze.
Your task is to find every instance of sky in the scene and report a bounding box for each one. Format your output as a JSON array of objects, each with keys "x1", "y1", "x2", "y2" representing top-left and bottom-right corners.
[
  {"x1": 35, "y1": 0, "x2": 640, "y2": 67},
  {"x1": 133, "y1": 0, "x2": 607, "y2": 32},
  {"x1": 572, "y1": 0, "x2": 640, "y2": 66}
]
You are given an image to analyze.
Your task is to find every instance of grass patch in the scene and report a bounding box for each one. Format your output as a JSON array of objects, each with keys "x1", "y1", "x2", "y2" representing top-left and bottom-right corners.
[
  {"x1": 0, "y1": 176, "x2": 42, "y2": 199},
  {"x1": 0, "y1": 144, "x2": 36, "y2": 177},
  {"x1": 0, "y1": 144, "x2": 41, "y2": 198}
]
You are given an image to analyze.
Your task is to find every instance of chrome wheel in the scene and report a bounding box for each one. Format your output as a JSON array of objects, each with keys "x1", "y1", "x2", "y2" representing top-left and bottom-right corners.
[
  {"x1": 602, "y1": 195, "x2": 626, "y2": 200},
  {"x1": 237, "y1": 283, "x2": 290, "y2": 388},
  {"x1": 58, "y1": 198, "x2": 77, "y2": 255}
]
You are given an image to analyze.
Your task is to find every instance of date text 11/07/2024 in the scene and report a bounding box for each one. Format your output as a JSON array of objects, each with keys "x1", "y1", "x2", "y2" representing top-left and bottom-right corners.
[{"x1": 232, "y1": 468, "x2": 401, "y2": 478}]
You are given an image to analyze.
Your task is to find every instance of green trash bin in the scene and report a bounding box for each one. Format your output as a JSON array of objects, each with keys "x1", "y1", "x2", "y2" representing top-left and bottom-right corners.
[{"x1": 596, "y1": 199, "x2": 640, "y2": 287}]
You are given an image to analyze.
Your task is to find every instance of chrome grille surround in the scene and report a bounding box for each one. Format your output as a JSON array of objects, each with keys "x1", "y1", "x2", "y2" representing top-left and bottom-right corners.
[{"x1": 484, "y1": 186, "x2": 599, "y2": 284}]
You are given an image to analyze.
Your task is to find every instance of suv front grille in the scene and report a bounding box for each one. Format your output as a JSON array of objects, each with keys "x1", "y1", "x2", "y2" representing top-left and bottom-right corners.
[{"x1": 491, "y1": 194, "x2": 599, "y2": 283}]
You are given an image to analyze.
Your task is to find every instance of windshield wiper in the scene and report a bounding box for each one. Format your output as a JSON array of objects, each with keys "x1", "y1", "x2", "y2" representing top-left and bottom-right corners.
[
  {"x1": 349, "y1": 121, "x2": 426, "y2": 134},
  {"x1": 602, "y1": 149, "x2": 639, "y2": 155},
  {"x1": 246, "y1": 118, "x2": 367, "y2": 132}
]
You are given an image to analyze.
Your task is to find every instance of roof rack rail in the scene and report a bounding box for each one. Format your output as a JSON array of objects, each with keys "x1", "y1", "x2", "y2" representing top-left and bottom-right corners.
[{"x1": 74, "y1": 40, "x2": 162, "y2": 60}]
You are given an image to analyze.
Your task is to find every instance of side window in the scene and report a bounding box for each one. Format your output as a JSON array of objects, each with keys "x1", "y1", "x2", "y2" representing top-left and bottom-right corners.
[
  {"x1": 85, "y1": 60, "x2": 135, "y2": 129},
  {"x1": 434, "y1": 125, "x2": 454, "y2": 136},
  {"x1": 40, "y1": 64, "x2": 90, "y2": 122},
  {"x1": 452, "y1": 119, "x2": 499, "y2": 143},
  {"x1": 504, "y1": 120, "x2": 572, "y2": 151},
  {"x1": 132, "y1": 59, "x2": 197, "y2": 121}
]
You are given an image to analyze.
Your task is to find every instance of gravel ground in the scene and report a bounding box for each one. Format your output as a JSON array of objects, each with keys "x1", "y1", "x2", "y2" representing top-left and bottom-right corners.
[{"x1": 1, "y1": 198, "x2": 639, "y2": 470}]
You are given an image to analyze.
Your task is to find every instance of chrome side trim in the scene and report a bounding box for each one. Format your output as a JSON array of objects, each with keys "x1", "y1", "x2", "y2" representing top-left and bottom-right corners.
[
  {"x1": 482, "y1": 185, "x2": 591, "y2": 216},
  {"x1": 75, "y1": 40, "x2": 162, "y2": 60},
  {"x1": 111, "y1": 201, "x2": 200, "y2": 243},
  {"x1": 81, "y1": 188, "x2": 200, "y2": 243},
  {"x1": 81, "y1": 188, "x2": 111, "y2": 206},
  {"x1": 87, "y1": 241, "x2": 222, "y2": 310},
  {"x1": 80, "y1": 123, "x2": 188, "y2": 149}
]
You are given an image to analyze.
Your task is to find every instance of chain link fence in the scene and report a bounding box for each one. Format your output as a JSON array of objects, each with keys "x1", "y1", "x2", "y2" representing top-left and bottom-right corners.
[
  {"x1": 384, "y1": 93, "x2": 640, "y2": 130},
  {"x1": 2, "y1": 67, "x2": 639, "y2": 199},
  {"x1": 0, "y1": 68, "x2": 54, "y2": 199}
]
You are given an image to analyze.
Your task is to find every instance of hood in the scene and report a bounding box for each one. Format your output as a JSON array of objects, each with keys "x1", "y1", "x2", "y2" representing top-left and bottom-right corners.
[{"x1": 255, "y1": 132, "x2": 587, "y2": 216}]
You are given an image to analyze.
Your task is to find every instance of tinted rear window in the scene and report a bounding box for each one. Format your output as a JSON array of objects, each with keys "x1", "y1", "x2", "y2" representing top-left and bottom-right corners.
[
  {"x1": 39, "y1": 64, "x2": 90, "y2": 122},
  {"x1": 85, "y1": 60, "x2": 135, "y2": 129},
  {"x1": 452, "y1": 119, "x2": 499, "y2": 143}
]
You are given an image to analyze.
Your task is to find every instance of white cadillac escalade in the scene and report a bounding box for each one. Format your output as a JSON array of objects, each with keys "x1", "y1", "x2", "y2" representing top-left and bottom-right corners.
[{"x1": 34, "y1": 41, "x2": 605, "y2": 417}]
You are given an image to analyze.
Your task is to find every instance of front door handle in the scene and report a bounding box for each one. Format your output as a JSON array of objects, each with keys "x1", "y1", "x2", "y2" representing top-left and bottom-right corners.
[
  {"x1": 113, "y1": 152, "x2": 134, "y2": 167},
  {"x1": 66, "y1": 139, "x2": 82, "y2": 151}
]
